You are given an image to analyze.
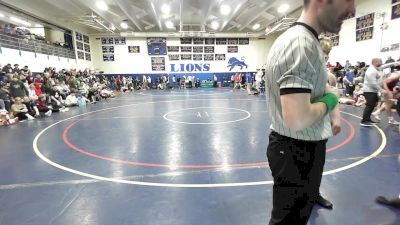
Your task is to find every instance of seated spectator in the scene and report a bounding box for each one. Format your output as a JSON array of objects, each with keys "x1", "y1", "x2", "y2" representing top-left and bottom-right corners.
[
  {"x1": 0, "y1": 83, "x2": 11, "y2": 111},
  {"x1": 11, "y1": 97, "x2": 34, "y2": 120},
  {"x1": 100, "y1": 87, "x2": 114, "y2": 98},
  {"x1": 23, "y1": 96, "x2": 39, "y2": 118},
  {"x1": 65, "y1": 92, "x2": 78, "y2": 107},
  {"x1": 49, "y1": 86, "x2": 68, "y2": 112},
  {"x1": 28, "y1": 83, "x2": 38, "y2": 101},
  {"x1": 0, "y1": 109, "x2": 18, "y2": 126},
  {"x1": 9, "y1": 76, "x2": 28, "y2": 100},
  {"x1": 35, "y1": 94, "x2": 52, "y2": 116},
  {"x1": 2, "y1": 63, "x2": 13, "y2": 74},
  {"x1": 12, "y1": 64, "x2": 20, "y2": 74}
]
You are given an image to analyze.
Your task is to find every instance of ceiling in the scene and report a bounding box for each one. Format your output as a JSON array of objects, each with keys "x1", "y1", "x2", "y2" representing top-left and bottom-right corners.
[{"x1": 0, "y1": 0, "x2": 304, "y2": 36}]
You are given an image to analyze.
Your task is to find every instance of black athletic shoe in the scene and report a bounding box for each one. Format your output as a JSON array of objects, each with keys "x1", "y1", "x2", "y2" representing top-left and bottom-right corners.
[
  {"x1": 360, "y1": 121, "x2": 375, "y2": 127},
  {"x1": 376, "y1": 196, "x2": 400, "y2": 208},
  {"x1": 315, "y1": 195, "x2": 333, "y2": 209}
]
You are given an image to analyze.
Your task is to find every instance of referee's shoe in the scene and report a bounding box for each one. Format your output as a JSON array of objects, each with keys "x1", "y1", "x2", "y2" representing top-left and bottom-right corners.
[
  {"x1": 315, "y1": 195, "x2": 333, "y2": 209},
  {"x1": 360, "y1": 120, "x2": 378, "y2": 127}
]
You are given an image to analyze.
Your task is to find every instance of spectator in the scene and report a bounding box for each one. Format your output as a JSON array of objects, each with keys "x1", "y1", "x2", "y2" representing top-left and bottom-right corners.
[
  {"x1": 2, "y1": 63, "x2": 12, "y2": 74},
  {"x1": 23, "y1": 96, "x2": 39, "y2": 118},
  {"x1": 35, "y1": 94, "x2": 52, "y2": 116},
  {"x1": 11, "y1": 97, "x2": 34, "y2": 120},
  {"x1": 9, "y1": 77, "x2": 28, "y2": 99},
  {"x1": 12, "y1": 64, "x2": 20, "y2": 74},
  {"x1": 344, "y1": 67, "x2": 355, "y2": 96},
  {"x1": 344, "y1": 60, "x2": 352, "y2": 69}
]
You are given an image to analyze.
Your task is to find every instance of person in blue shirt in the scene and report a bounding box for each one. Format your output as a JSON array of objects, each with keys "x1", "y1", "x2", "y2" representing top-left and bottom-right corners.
[
  {"x1": 344, "y1": 67, "x2": 355, "y2": 96},
  {"x1": 246, "y1": 72, "x2": 253, "y2": 95}
]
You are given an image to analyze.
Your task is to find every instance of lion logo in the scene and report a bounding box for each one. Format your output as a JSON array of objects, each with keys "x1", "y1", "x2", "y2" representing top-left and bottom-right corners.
[{"x1": 227, "y1": 57, "x2": 248, "y2": 71}]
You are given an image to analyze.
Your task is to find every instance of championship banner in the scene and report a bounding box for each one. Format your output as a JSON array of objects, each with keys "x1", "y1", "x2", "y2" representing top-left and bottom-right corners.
[
  {"x1": 85, "y1": 53, "x2": 91, "y2": 61},
  {"x1": 180, "y1": 54, "x2": 192, "y2": 60},
  {"x1": 356, "y1": 13, "x2": 374, "y2": 30},
  {"x1": 356, "y1": 27, "x2": 374, "y2": 42},
  {"x1": 114, "y1": 37, "x2": 126, "y2": 45},
  {"x1": 228, "y1": 46, "x2": 238, "y2": 53},
  {"x1": 193, "y1": 54, "x2": 202, "y2": 61},
  {"x1": 204, "y1": 46, "x2": 214, "y2": 53},
  {"x1": 193, "y1": 46, "x2": 203, "y2": 53},
  {"x1": 205, "y1": 38, "x2": 215, "y2": 45},
  {"x1": 181, "y1": 46, "x2": 192, "y2": 52},
  {"x1": 167, "y1": 46, "x2": 179, "y2": 52},
  {"x1": 103, "y1": 54, "x2": 114, "y2": 61},
  {"x1": 180, "y1": 38, "x2": 192, "y2": 44},
  {"x1": 392, "y1": 3, "x2": 400, "y2": 20},
  {"x1": 101, "y1": 37, "x2": 114, "y2": 45},
  {"x1": 168, "y1": 54, "x2": 179, "y2": 61},
  {"x1": 216, "y1": 38, "x2": 227, "y2": 45},
  {"x1": 193, "y1": 38, "x2": 204, "y2": 45},
  {"x1": 128, "y1": 46, "x2": 140, "y2": 53},
  {"x1": 102, "y1": 46, "x2": 114, "y2": 53},
  {"x1": 147, "y1": 37, "x2": 167, "y2": 55},
  {"x1": 204, "y1": 54, "x2": 214, "y2": 61},
  {"x1": 151, "y1": 57, "x2": 165, "y2": 71},
  {"x1": 238, "y1": 38, "x2": 249, "y2": 45},
  {"x1": 215, "y1": 54, "x2": 226, "y2": 61}
]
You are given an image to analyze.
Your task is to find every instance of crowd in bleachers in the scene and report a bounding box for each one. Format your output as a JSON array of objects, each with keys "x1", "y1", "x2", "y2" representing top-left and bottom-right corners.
[{"x1": 0, "y1": 63, "x2": 115, "y2": 126}]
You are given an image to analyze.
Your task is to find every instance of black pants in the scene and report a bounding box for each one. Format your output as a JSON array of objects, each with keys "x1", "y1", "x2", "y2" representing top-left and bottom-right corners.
[
  {"x1": 362, "y1": 92, "x2": 379, "y2": 122},
  {"x1": 267, "y1": 131, "x2": 327, "y2": 225},
  {"x1": 345, "y1": 84, "x2": 354, "y2": 96}
]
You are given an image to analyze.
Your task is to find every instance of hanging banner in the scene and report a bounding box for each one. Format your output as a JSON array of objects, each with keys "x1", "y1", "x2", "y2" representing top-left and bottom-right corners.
[
  {"x1": 103, "y1": 54, "x2": 114, "y2": 61},
  {"x1": 204, "y1": 46, "x2": 214, "y2": 53},
  {"x1": 128, "y1": 46, "x2": 140, "y2": 53},
  {"x1": 356, "y1": 27, "x2": 374, "y2": 41},
  {"x1": 228, "y1": 46, "x2": 238, "y2": 53},
  {"x1": 392, "y1": 3, "x2": 400, "y2": 19},
  {"x1": 151, "y1": 57, "x2": 165, "y2": 71},
  {"x1": 356, "y1": 13, "x2": 374, "y2": 30},
  {"x1": 114, "y1": 37, "x2": 126, "y2": 45}
]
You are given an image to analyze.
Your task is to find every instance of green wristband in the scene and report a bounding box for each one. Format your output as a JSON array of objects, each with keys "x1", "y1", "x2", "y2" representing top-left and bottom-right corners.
[{"x1": 318, "y1": 92, "x2": 338, "y2": 113}]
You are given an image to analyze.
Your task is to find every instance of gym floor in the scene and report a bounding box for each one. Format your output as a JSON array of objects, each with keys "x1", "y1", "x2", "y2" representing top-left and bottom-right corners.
[{"x1": 0, "y1": 88, "x2": 399, "y2": 225}]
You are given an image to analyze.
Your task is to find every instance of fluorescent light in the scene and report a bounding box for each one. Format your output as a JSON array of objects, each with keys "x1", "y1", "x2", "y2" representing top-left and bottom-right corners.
[
  {"x1": 278, "y1": 4, "x2": 289, "y2": 13},
  {"x1": 0, "y1": 13, "x2": 4, "y2": 18},
  {"x1": 161, "y1": 4, "x2": 171, "y2": 14},
  {"x1": 35, "y1": 23, "x2": 43, "y2": 27},
  {"x1": 96, "y1": 1, "x2": 108, "y2": 11},
  {"x1": 211, "y1": 21, "x2": 219, "y2": 30},
  {"x1": 120, "y1": 22, "x2": 128, "y2": 29},
  {"x1": 10, "y1": 16, "x2": 31, "y2": 27},
  {"x1": 252, "y1": 23, "x2": 260, "y2": 30},
  {"x1": 220, "y1": 5, "x2": 231, "y2": 15},
  {"x1": 165, "y1": 21, "x2": 174, "y2": 29},
  {"x1": 110, "y1": 24, "x2": 116, "y2": 30}
]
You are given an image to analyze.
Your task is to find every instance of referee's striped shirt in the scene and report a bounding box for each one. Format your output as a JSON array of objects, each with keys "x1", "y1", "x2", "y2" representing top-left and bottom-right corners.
[{"x1": 265, "y1": 23, "x2": 332, "y2": 141}]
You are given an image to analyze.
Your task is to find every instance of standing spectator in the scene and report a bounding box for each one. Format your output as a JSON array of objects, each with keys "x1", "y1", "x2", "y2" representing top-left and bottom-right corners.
[
  {"x1": 213, "y1": 74, "x2": 218, "y2": 87},
  {"x1": 147, "y1": 76, "x2": 152, "y2": 89},
  {"x1": 246, "y1": 72, "x2": 253, "y2": 95},
  {"x1": 172, "y1": 75, "x2": 176, "y2": 89},
  {"x1": 344, "y1": 67, "x2": 355, "y2": 96}
]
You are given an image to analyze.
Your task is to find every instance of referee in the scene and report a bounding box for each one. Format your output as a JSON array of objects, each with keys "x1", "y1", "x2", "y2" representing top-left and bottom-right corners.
[{"x1": 265, "y1": 0, "x2": 354, "y2": 224}]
